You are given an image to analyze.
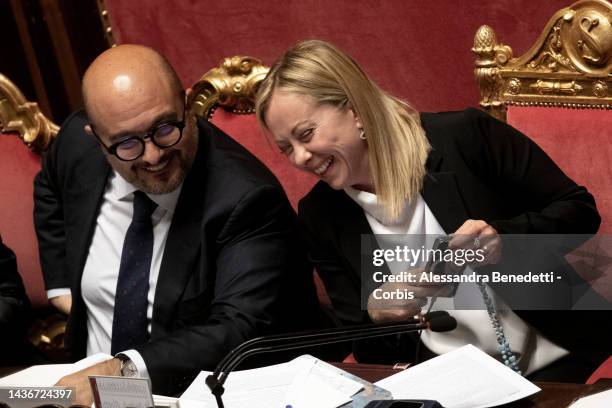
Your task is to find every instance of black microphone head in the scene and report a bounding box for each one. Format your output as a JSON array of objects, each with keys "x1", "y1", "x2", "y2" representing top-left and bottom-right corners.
[
  {"x1": 423, "y1": 310, "x2": 450, "y2": 320},
  {"x1": 206, "y1": 374, "x2": 224, "y2": 396},
  {"x1": 427, "y1": 314, "x2": 457, "y2": 332}
]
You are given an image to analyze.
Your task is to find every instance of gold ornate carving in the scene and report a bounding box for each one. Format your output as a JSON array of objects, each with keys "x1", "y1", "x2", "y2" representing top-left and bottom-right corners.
[
  {"x1": 190, "y1": 56, "x2": 270, "y2": 119},
  {"x1": 562, "y1": 3, "x2": 612, "y2": 75},
  {"x1": 473, "y1": 0, "x2": 612, "y2": 121},
  {"x1": 507, "y1": 78, "x2": 522, "y2": 95},
  {"x1": 593, "y1": 80, "x2": 608, "y2": 97},
  {"x1": 97, "y1": 0, "x2": 117, "y2": 47},
  {"x1": 530, "y1": 80, "x2": 583, "y2": 95},
  {"x1": 28, "y1": 314, "x2": 66, "y2": 354},
  {"x1": 527, "y1": 25, "x2": 577, "y2": 72},
  {"x1": 472, "y1": 25, "x2": 514, "y2": 120},
  {"x1": 0, "y1": 74, "x2": 58, "y2": 152}
]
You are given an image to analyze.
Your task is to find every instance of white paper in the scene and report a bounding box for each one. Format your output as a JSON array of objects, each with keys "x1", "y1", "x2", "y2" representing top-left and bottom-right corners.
[
  {"x1": 284, "y1": 374, "x2": 351, "y2": 408},
  {"x1": 309, "y1": 361, "x2": 363, "y2": 397},
  {"x1": 568, "y1": 389, "x2": 612, "y2": 408},
  {"x1": 180, "y1": 355, "x2": 362, "y2": 408},
  {"x1": 375, "y1": 344, "x2": 540, "y2": 408},
  {"x1": 0, "y1": 353, "x2": 113, "y2": 387},
  {"x1": 152, "y1": 394, "x2": 180, "y2": 408},
  {"x1": 282, "y1": 357, "x2": 360, "y2": 408},
  {"x1": 181, "y1": 360, "x2": 300, "y2": 407}
]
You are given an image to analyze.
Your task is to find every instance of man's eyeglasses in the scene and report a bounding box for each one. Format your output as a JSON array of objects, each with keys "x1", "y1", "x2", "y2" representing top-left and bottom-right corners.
[{"x1": 90, "y1": 101, "x2": 186, "y2": 161}]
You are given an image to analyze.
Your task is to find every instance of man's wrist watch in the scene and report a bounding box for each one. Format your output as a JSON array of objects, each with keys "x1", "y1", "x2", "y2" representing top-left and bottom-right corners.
[{"x1": 116, "y1": 354, "x2": 138, "y2": 377}]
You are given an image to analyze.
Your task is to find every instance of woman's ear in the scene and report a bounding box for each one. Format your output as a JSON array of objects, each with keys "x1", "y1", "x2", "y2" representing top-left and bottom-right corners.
[
  {"x1": 352, "y1": 111, "x2": 363, "y2": 129},
  {"x1": 356, "y1": 117, "x2": 363, "y2": 129}
]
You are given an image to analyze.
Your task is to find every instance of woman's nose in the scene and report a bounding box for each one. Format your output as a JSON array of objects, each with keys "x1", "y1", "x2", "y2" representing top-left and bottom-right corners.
[{"x1": 292, "y1": 144, "x2": 312, "y2": 167}]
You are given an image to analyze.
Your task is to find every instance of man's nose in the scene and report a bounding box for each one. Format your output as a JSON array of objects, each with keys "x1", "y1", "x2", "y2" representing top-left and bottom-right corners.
[{"x1": 141, "y1": 139, "x2": 163, "y2": 164}]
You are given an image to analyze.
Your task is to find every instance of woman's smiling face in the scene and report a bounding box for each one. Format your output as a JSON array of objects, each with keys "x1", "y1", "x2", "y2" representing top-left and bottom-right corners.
[{"x1": 264, "y1": 90, "x2": 371, "y2": 191}]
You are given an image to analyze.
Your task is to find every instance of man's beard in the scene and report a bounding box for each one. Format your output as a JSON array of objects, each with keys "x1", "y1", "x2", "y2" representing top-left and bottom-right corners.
[
  {"x1": 120, "y1": 143, "x2": 197, "y2": 194},
  {"x1": 112, "y1": 117, "x2": 198, "y2": 194},
  {"x1": 133, "y1": 151, "x2": 186, "y2": 194}
]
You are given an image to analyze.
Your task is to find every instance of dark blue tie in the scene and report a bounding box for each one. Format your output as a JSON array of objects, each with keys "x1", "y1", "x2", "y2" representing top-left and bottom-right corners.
[{"x1": 111, "y1": 191, "x2": 157, "y2": 355}]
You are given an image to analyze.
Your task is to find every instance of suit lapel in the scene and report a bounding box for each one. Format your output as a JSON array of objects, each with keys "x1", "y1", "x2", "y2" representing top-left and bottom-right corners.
[
  {"x1": 421, "y1": 148, "x2": 470, "y2": 234},
  {"x1": 336, "y1": 191, "x2": 372, "y2": 279},
  {"x1": 153, "y1": 136, "x2": 206, "y2": 332}
]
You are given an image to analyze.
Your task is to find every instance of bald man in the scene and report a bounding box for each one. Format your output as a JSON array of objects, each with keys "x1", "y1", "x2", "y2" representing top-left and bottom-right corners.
[{"x1": 34, "y1": 45, "x2": 322, "y2": 403}]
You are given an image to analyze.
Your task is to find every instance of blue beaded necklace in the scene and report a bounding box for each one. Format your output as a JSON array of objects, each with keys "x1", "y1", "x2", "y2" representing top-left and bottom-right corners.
[{"x1": 477, "y1": 282, "x2": 522, "y2": 375}]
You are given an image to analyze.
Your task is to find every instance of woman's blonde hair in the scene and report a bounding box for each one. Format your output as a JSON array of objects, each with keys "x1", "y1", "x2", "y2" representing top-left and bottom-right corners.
[{"x1": 256, "y1": 40, "x2": 430, "y2": 221}]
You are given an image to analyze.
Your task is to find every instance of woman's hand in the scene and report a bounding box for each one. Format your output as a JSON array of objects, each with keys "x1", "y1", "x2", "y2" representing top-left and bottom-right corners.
[
  {"x1": 450, "y1": 219, "x2": 502, "y2": 267},
  {"x1": 367, "y1": 272, "x2": 453, "y2": 323}
]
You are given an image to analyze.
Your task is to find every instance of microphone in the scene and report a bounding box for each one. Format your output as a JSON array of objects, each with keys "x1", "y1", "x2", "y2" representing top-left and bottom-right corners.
[
  {"x1": 206, "y1": 312, "x2": 456, "y2": 408},
  {"x1": 426, "y1": 311, "x2": 457, "y2": 332}
]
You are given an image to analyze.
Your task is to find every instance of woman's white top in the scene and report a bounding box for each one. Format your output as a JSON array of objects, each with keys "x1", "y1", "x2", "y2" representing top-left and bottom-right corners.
[{"x1": 344, "y1": 187, "x2": 568, "y2": 374}]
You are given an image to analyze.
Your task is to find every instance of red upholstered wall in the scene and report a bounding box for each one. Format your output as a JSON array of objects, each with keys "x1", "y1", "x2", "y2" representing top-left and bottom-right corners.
[
  {"x1": 0, "y1": 134, "x2": 46, "y2": 308},
  {"x1": 507, "y1": 107, "x2": 612, "y2": 233},
  {"x1": 103, "y1": 0, "x2": 573, "y2": 112}
]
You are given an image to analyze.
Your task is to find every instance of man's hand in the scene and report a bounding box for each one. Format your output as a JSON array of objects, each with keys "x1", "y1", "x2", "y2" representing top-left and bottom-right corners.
[
  {"x1": 55, "y1": 358, "x2": 121, "y2": 406},
  {"x1": 50, "y1": 294, "x2": 72, "y2": 315}
]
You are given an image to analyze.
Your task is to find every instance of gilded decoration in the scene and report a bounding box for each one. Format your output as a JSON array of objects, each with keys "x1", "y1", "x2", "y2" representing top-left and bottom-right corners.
[
  {"x1": 96, "y1": 0, "x2": 117, "y2": 47},
  {"x1": 190, "y1": 56, "x2": 270, "y2": 119},
  {"x1": 530, "y1": 80, "x2": 583, "y2": 95},
  {"x1": 593, "y1": 80, "x2": 608, "y2": 97},
  {"x1": 507, "y1": 78, "x2": 522, "y2": 95},
  {"x1": 527, "y1": 25, "x2": 577, "y2": 72},
  {"x1": 473, "y1": 0, "x2": 612, "y2": 121},
  {"x1": 472, "y1": 25, "x2": 513, "y2": 117},
  {"x1": 0, "y1": 74, "x2": 58, "y2": 152}
]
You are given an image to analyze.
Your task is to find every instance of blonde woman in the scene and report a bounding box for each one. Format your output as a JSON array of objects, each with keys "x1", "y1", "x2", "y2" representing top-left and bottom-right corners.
[{"x1": 256, "y1": 40, "x2": 605, "y2": 381}]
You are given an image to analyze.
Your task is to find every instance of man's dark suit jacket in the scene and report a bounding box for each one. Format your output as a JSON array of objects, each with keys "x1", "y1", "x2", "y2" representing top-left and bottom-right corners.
[
  {"x1": 298, "y1": 108, "x2": 610, "y2": 372},
  {"x1": 34, "y1": 111, "x2": 322, "y2": 394}
]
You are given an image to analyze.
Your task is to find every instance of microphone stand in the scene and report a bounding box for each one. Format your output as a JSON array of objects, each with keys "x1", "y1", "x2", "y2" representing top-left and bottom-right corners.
[{"x1": 206, "y1": 312, "x2": 456, "y2": 408}]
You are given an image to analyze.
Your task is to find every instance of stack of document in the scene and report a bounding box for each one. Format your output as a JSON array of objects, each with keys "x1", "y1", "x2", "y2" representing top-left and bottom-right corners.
[
  {"x1": 0, "y1": 345, "x2": 541, "y2": 408},
  {"x1": 376, "y1": 344, "x2": 540, "y2": 408},
  {"x1": 179, "y1": 355, "x2": 365, "y2": 408},
  {"x1": 0, "y1": 353, "x2": 113, "y2": 386}
]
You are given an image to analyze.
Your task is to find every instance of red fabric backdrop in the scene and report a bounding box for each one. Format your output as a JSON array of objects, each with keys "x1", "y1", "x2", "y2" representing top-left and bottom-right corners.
[
  {"x1": 103, "y1": 0, "x2": 573, "y2": 112},
  {"x1": 507, "y1": 107, "x2": 612, "y2": 234},
  {"x1": 0, "y1": 133, "x2": 45, "y2": 308}
]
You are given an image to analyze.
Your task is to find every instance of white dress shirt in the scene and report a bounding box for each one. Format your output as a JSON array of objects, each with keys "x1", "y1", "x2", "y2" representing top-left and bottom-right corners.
[
  {"x1": 344, "y1": 187, "x2": 568, "y2": 374},
  {"x1": 48, "y1": 171, "x2": 181, "y2": 377}
]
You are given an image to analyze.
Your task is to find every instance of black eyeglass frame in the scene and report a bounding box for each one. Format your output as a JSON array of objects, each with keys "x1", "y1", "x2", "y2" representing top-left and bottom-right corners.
[{"x1": 90, "y1": 100, "x2": 187, "y2": 162}]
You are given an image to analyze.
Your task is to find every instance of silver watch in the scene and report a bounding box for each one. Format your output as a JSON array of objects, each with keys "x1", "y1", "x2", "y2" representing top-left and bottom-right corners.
[{"x1": 117, "y1": 355, "x2": 139, "y2": 377}]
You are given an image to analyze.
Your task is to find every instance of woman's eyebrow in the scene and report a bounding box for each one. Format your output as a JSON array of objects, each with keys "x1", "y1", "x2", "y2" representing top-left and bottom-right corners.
[{"x1": 291, "y1": 120, "x2": 311, "y2": 136}]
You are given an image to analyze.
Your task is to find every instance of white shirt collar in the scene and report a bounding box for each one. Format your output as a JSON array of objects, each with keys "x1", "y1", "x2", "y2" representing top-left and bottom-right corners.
[
  {"x1": 344, "y1": 186, "x2": 413, "y2": 226},
  {"x1": 108, "y1": 171, "x2": 182, "y2": 213}
]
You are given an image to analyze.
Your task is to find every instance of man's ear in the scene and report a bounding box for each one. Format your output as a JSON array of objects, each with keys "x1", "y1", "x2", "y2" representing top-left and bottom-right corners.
[
  {"x1": 185, "y1": 88, "x2": 193, "y2": 108},
  {"x1": 84, "y1": 124, "x2": 94, "y2": 135}
]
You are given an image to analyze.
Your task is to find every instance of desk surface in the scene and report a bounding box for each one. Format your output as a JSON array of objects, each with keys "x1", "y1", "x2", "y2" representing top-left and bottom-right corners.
[
  {"x1": 335, "y1": 362, "x2": 612, "y2": 408},
  {"x1": 2, "y1": 363, "x2": 611, "y2": 407}
]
